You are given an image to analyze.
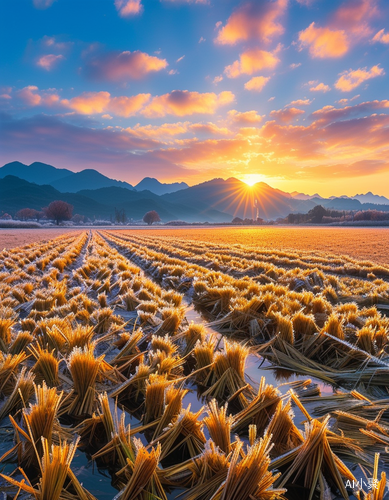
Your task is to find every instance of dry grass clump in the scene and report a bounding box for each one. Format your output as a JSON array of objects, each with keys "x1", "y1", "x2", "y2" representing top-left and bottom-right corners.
[
  {"x1": 30, "y1": 345, "x2": 59, "y2": 386},
  {"x1": 116, "y1": 440, "x2": 166, "y2": 500},
  {"x1": 203, "y1": 399, "x2": 233, "y2": 453},
  {"x1": 272, "y1": 416, "x2": 357, "y2": 500},
  {"x1": 214, "y1": 433, "x2": 285, "y2": 500},
  {"x1": 150, "y1": 406, "x2": 206, "y2": 461},
  {"x1": 0, "y1": 367, "x2": 35, "y2": 421},
  {"x1": 0, "y1": 437, "x2": 94, "y2": 500},
  {"x1": 66, "y1": 346, "x2": 105, "y2": 416},
  {"x1": 232, "y1": 377, "x2": 282, "y2": 435},
  {"x1": 202, "y1": 340, "x2": 253, "y2": 407}
]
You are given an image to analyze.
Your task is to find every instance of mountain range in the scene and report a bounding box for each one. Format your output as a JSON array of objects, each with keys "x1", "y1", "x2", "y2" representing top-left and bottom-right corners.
[{"x1": 1, "y1": 161, "x2": 389, "y2": 222}]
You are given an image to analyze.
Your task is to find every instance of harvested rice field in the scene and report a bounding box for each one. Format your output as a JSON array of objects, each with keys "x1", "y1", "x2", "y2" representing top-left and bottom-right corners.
[
  {"x1": 137, "y1": 226, "x2": 389, "y2": 266},
  {"x1": 1, "y1": 229, "x2": 389, "y2": 500}
]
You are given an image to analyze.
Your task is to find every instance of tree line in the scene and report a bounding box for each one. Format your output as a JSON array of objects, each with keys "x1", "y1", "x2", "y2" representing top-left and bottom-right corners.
[{"x1": 14, "y1": 201, "x2": 162, "y2": 226}]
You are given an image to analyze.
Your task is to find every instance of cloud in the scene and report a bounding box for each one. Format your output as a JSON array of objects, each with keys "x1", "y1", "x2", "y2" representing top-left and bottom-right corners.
[
  {"x1": 62, "y1": 91, "x2": 111, "y2": 115},
  {"x1": 215, "y1": 0, "x2": 287, "y2": 46},
  {"x1": 310, "y1": 82, "x2": 331, "y2": 92},
  {"x1": 10, "y1": 86, "x2": 235, "y2": 119},
  {"x1": 36, "y1": 54, "x2": 64, "y2": 71},
  {"x1": 298, "y1": 1, "x2": 379, "y2": 58},
  {"x1": 311, "y1": 100, "x2": 389, "y2": 123},
  {"x1": 126, "y1": 122, "x2": 190, "y2": 139},
  {"x1": 199, "y1": 37, "x2": 206, "y2": 43},
  {"x1": 141, "y1": 90, "x2": 235, "y2": 117},
  {"x1": 372, "y1": 29, "x2": 389, "y2": 44},
  {"x1": 0, "y1": 113, "x2": 193, "y2": 183},
  {"x1": 244, "y1": 76, "x2": 271, "y2": 92},
  {"x1": 286, "y1": 99, "x2": 312, "y2": 106},
  {"x1": 298, "y1": 23, "x2": 349, "y2": 58},
  {"x1": 62, "y1": 91, "x2": 151, "y2": 117},
  {"x1": 224, "y1": 48, "x2": 279, "y2": 78},
  {"x1": 335, "y1": 65, "x2": 385, "y2": 91},
  {"x1": 270, "y1": 107, "x2": 305, "y2": 123},
  {"x1": 228, "y1": 109, "x2": 263, "y2": 125},
  {"x1": 332, "y1": 0, "x2": 378, "y2": 39},
  {"x1": 16, "y1": 86, "x2": 60, "y2": 107},
  {"x1": 161, "y1": 0, "x2": 209, "y2": 3},
  {"x1": 290, "y1": 63, "x2": 301, "y2": 69},
  {"x1": 115, "y1": 0, "x2": 143, "y2": 17},
  {"x1": 213, "y1": 75, "x2": 223, "y2": 85},
  {"x1": 33, "y1": 0, "x2": 56, "y2": 9},
  {"x1": 176, "y1": 55, "x2": 185, "y2": 63},
  {"x1": 107, "y1": 94, "x2": 152, "y2": 117},
  {"x1": 189, "y1": 122, "x2": 231, "y2": 135},
  {"x1": 84, "y1": 50, "x2": 168, "y2": 81}
]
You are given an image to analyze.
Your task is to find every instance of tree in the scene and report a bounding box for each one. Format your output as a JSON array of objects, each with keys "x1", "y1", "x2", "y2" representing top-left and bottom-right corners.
[
  {"x1": 143, "y1": 210, "x2": 161, "y2": 225},
  {"x1": 44, "y1": 200, "x2": 73, "y2": 225},
  {"x1": 114, "y1": 208, "x2": 126, "y2": 224},
  {"x1": 308, "y1": 205, "x2": 328, "y2": 224},
  {"x1": 16, "y1": 208, "x2": 36, "y2": 221}
]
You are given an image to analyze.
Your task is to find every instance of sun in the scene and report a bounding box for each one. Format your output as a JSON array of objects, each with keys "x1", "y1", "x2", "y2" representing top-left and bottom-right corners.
[{"x1": 241, "y1": 174, "x2": 265, "y2": 187}]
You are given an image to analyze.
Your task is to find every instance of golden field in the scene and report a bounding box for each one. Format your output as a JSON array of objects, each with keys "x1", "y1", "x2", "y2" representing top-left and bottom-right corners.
[
  {"x1": 0, "y1": 229, "x2": 388, "y2": 499},
  {"x1": 138, "y1": 226, "x2": 389, "y2": 266},
  {"x1": 1, "y1": 226, "x2": 389, "y2": 266}
]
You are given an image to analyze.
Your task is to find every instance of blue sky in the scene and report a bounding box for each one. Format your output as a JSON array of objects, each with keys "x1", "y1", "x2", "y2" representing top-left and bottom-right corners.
[{"x1": 1, "y1": 0, "x2": 389, "y2": 196}]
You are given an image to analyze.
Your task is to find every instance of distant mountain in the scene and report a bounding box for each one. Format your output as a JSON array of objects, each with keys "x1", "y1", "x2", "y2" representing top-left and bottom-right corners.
[
  {"x1": 0, "y1": 176, "x2": 230, "y2": 223},
  {"x1": 290, "y1": 191, "x2": 324, "y2": 201},
  {"x1": 163, "y1": 177, "x2": 313, "y2": 220},
  {"x1": 353, "y1": 192, "x2": 389, "y2": 205},
  {"x1": 135, "y1": 177, "x2": 189, "y2": 195},
  {"x1": 0, "y1": 162, "x2": 134, "y2": 193},
  {"x1": 0, "y1": 161, "x2": 72, "y2": 184},
  {"x1": 50, "y1": 169, "x2": 134, "y2": 193},
  {"x1": 2, "y1": 161, "x2": 389, "y2": 222}
]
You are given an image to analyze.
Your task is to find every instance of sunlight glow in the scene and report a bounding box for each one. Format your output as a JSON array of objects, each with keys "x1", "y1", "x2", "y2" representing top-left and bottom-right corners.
[{"x1": 241, "y1": 174, "x2": 266, "y2": 187}]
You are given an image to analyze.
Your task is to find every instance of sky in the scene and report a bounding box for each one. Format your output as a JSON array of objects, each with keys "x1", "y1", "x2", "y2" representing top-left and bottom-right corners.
[{"x1": 0, "y1": 0, "x2": 388, "y2": 197}]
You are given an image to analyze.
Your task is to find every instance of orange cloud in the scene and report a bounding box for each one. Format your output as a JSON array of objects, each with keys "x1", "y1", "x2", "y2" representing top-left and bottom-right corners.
[
  {"x1": 225, "y1": 48, "x2": 279, "y2": 78},
  {"x1": 141, "y1": 90, "x2": 234, "y2": 117},
  {"x1": 189, "y1": 122, "x2": 231, "y2": 135},
  {"x1": 61, "y1": 91, "x2": 151, "y2": 117},
  {"x1": 299, "y1": 22, "x2": 349, "y2": 58},
  {"x1": 372, "y1": 29, "x2": 389, "y2": 44},
  {"x1": 270, "y1": 107, "x2": 305, "y2": 123},
  {"x1": 228, "y1": 109, "x2": 263, "y2": 125},
  {"x1": 62, "y1": 91, "x2": 111, "y2": 115},
  {"x1": 215, "y1": 0, "x2": 287, "y2": 46},
  {"x1": 299, "y1": 1, "x2": 379, "y2": 59},
  {"x1": 84, "y1": 50, "x2": 168, "y2": 81},
  {"x1": 309, "y1": 82, "x2": 331, "y2": 92},
  {"x1": 115, "y1": 0, "x2": 143, "y2": 17},
  {"x1": 286, "y1": 99, "x2": 312, "y2": 106},
  {"x1": 335, "y1": 65, "x2": 385, "y2": 91},
  {"x1": 108, "y1": 94, "x2": 151, "y2": 117},
  {"x1": 36, "y1": 54, "x2": 64, "y2": 71},
  {"x1": 244, "y1": 76, "x2": 271, "y2": 92}
]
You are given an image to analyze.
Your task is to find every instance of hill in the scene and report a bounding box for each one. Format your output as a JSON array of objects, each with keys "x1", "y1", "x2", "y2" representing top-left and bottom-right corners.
[
  {"x1": 50, "y1": 169, "x2": 134, "y2": 193},
  {"x1": 0, "y1": 176, "x2": 231, "y2": 222},
  {"x1": 163, "y1": 177, "x2": 314, "y2": 220},
  {"x1": 0, "y1": 161, "x2": 73, "y2": 184},
  {"x1": 135, "y1": 177, "x2": 189, "y2": 195}
]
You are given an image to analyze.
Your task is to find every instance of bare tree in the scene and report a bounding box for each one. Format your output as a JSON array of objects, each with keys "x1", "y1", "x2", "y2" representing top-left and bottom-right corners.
[
  {"x1": 143, "y1": 210, "x2": 161, "y2": 225},
  {"x1": 44, "y1": 200, "x2": 73, "y2": 225}
]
